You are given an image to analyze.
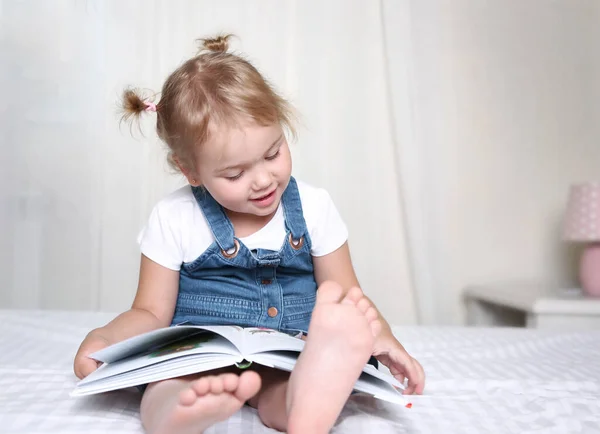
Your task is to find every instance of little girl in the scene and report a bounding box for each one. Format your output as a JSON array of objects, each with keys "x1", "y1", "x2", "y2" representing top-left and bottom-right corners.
[{"x1": 74, "y1": 34, "x2": 425, "y2": 434}]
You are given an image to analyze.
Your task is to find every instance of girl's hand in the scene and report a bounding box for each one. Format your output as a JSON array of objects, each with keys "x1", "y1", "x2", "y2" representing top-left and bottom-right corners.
[
  {"x1": 73, "y1": 330, "x2": 111, "y2": 379},
  {"x1": 373, "y1": 335, "x2": 425, "y2": 395}
]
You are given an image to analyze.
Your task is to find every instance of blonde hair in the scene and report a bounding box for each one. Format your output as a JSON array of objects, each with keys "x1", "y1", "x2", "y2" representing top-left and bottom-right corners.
[{"x1": 121, "y1": 34, "x2": 296, "y2": 173}]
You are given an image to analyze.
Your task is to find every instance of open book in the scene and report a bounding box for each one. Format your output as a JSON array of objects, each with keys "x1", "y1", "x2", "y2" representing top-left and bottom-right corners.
[{"x1": 71, "y1": 325, "x2": 406, "y2": 405}]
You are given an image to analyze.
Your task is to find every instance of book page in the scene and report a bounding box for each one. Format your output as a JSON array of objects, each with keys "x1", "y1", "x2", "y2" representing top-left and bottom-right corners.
[
  {"x1": 250, "y1": 351, "x2": 298, "y2": 372},
  {"x1": 361, "y1": 363, "x2": 403, "y2": 388},
  {"x1": 354, "y1": 371, "x2": 407, "y2": 405},
  {"x1": 242, "y1": 328, "x2": 305, "y2": 355},
  {"x1": 72, "y1": 354, "x2": 242, "y2": 396},
  {"x1": 80, "y1": 334, "x2": 239, "y2": 385},
  {"x1": 90, "y1": 325, "x2": 245, "y2": 363}
]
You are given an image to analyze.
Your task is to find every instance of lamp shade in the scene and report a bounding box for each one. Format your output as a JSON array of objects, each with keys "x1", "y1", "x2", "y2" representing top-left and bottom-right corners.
[{"x1": 563, "y1": 182, "x2": 600, "y2": 242}]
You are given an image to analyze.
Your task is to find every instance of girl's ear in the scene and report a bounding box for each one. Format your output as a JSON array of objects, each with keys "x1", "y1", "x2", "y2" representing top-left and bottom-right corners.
[{"x1": 174, "y1": 156, "x2": 200, "y2": 187}]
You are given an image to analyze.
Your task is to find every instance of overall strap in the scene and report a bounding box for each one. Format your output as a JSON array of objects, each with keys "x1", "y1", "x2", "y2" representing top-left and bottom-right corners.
[
  {"x1": 191, "y1": 186, "x2": 237, "y2": 252},
  {"x1": 281, "y1": 177, "x2": 308, "y2": 241}
]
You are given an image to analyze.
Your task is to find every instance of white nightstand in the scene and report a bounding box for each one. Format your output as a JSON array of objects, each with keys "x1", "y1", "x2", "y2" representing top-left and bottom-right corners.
[{"x1": 463, "y1": 283, "x2": 600, "y2": 330}]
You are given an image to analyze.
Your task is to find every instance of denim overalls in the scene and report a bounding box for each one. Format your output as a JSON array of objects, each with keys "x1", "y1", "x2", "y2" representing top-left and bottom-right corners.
[{"x1": 171, "y1": 177, "x2": 317, "y2": 334}]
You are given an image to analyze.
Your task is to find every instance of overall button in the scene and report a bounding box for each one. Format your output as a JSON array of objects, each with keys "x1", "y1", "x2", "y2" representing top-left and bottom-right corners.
[
  {"x1": 261, "y1": 279, "x2": 272, "y2": 285},
  {"x1": 267, "y1": 307, "x2": 278, "y2": 317}
]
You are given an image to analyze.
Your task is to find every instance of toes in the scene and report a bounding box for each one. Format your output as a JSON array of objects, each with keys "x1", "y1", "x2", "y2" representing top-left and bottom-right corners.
[
  {"x1": 192, "y1": 374, "x2": 240, "y2": 397},
  {"x1": 342, "y1": 286, "x2": 363, "y2": 305},
  {"x1": 370, "y1": 319, "x2": 382, "y2": 338},
  {"x1": 191, "y1": 377, "x2": 211, "y2": 396},
  {"x1": 209, "y1": 376, "x2": 225, "y2": 394},
  {"x1": 221, "y1": 373, "x2": 240, "y2": 393},
  {"x1": 177, "y1": 372, "x2": 261, "y2": 412},
  {"x1": 316, "y1": 281, "x2": 343, "y2": 304},
  {"x1": 365, "y1": 306, "x2": 378, "y2": 320},
  {"x1": 235, "y1": 371, "x2": 262, "y2": 401},
  {"x1": 356, "y1": 297, "x2": 371, "y2": 313},
  {"x1": 179, "y1": 387, "x2": 198, "y2": 406}
]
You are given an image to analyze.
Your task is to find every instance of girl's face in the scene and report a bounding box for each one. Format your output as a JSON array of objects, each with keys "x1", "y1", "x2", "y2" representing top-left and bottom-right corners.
[{"x1": 190, "y1": 122, "x2": 292, "y2": 219}]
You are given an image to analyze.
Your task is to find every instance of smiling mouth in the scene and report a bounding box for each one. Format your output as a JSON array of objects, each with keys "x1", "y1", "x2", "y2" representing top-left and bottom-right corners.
[{"x1": 251, "y1": 190, "x2": 275, "y2": 201}]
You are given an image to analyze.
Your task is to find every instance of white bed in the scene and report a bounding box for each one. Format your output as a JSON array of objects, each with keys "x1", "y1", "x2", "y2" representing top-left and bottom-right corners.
[{"x1": 0, "y1": 309, "x2": 599, "y2": 434}]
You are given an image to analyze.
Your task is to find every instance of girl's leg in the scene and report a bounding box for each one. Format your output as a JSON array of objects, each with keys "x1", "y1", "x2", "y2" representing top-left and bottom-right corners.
[
  {"x1": 286, "y1": 283, "x2": 380, "y2": 433},
  {"x1": 247, "y1": 367, "x2": 290, "y2": 431},
  {"x1": 140, "y1": 369, "x2": 261, "y2": 434},
  {"x1": 251, "y1": 282, "x2": 381, "y2": 434}
]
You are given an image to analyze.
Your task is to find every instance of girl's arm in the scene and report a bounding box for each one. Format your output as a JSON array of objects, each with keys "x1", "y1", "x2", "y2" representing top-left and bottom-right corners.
[
  {"x1": 74, "y1": 254, "x2": 179, "y2": 378},
  {"x1": 312, "y1": 242, "x2": 393, "y2": 336},
  {"x1": 105, "y1": 254, "x2": 180, "y2": 337}
]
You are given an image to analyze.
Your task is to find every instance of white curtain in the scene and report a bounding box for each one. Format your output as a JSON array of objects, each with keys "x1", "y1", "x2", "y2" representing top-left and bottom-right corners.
[{"x1": 0, "y1": 1, "x2": 421, "y2": 323}]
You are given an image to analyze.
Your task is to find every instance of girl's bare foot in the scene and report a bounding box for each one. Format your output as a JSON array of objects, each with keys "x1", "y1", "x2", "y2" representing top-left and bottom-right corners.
[
  {"x1": 141, "y1": 370, "x2": 261, "y2": 434},
  {"x1": 286, "y1": 282, "x2": 381, "y2": 434}
]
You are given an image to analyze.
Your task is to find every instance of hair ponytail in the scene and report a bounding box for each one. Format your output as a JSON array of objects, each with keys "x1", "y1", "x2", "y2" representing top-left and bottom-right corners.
[
  {"x1": 197, "y1": 34, "x2": 233, "y2": 54},
  {"x1": 120, "y1": 88, "x2": 157, "y2": 126}
]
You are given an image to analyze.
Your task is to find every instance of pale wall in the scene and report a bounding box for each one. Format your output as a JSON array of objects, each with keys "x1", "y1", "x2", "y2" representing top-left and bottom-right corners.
[{"x1": 408, "y1": 0, "x2": 600, "y2": 323}]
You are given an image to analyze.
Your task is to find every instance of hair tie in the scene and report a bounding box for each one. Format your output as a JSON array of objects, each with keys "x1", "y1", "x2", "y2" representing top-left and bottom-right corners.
[{"x1": 144, "y1": 101, "x2": 157, "y2": 112}]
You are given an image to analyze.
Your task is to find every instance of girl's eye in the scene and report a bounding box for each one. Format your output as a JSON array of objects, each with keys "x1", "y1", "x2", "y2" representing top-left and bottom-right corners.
[
  {"x1": 265, "y1": 150, "x2": 280, "y2": 161},
  {"x1": 225, "y1": 172, "x2": 243, "y2": 181}
]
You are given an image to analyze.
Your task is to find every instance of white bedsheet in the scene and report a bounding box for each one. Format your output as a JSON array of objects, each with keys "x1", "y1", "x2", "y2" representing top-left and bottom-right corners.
[{"x1": 0, "y1": 309, "x2": 598, "y2": 434}]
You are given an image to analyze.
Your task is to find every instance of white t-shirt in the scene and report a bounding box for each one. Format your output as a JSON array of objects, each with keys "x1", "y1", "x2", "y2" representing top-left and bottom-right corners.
[{"x1": 138, "y1": 179, "x2": 348, "y2": 271}]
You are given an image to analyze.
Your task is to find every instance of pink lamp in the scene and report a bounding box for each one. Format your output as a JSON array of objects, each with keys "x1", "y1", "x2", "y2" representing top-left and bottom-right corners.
[{"x1": 563, "y1": 182, "x2": 600, "y2": 297}]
